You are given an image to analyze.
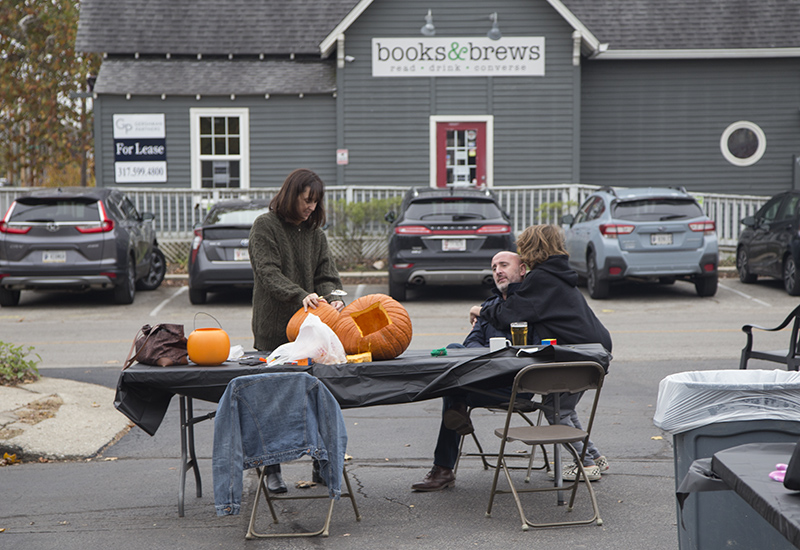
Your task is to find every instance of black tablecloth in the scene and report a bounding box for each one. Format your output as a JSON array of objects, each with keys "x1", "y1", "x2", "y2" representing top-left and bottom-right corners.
[
  {"x1": 712, "y1": 442, "x2": 800, "y2": 548},
  {"x1": 115, "y1": 343, "x2": 611, "y2": 436}
]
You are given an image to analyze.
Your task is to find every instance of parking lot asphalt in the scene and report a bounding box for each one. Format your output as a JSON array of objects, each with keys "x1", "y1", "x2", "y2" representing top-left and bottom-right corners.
[{"x1": 1, "y1": 269, "x2": 798, "y2": 549}]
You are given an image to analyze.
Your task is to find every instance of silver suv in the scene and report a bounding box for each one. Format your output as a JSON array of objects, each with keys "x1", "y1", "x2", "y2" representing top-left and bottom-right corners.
[
  {"x1": 561, "y1": 187, "x2": 719, "y2": 299},
  {"x1": 0, "y1": 187, "x2": 165, "y2": 306}
]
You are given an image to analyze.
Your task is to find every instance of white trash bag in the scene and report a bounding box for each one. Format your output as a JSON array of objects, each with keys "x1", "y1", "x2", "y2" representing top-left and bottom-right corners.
[{"x1": 267, "y1": 313, "x2": 347, "y2": 366}]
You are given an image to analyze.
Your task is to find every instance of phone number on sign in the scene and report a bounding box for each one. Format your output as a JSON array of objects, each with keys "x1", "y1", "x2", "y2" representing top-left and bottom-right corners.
[{"x1": 116, "y1": 165, "x2": 165, "y2": 178}]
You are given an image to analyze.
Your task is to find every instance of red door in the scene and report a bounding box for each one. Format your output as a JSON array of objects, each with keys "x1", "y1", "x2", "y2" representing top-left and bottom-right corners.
[{"x1": 436, "y1": 122, "x2": 486, "y2": 188}]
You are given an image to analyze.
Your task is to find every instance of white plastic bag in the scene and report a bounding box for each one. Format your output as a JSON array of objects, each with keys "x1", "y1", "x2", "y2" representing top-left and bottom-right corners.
[
  {"x1": 653, "y1": 369, "x2": 800, "y2": 434},
  {"x1": 267, "y1": 313, "x2": 347, "y2": 366}
]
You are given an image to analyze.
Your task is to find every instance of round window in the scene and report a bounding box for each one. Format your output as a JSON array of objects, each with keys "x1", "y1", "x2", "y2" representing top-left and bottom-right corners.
[{"x1": 720, "y1": 121, "x2": 766, "y2": 167}]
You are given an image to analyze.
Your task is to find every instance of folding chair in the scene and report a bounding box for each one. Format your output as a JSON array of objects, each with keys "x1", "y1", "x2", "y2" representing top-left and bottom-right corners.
[
  {"x1": 454, "y1": 398, "x2": 550, "y2": 481},
  {"x1": 486, "y1": 361, "x2": 605, "y2": 530},
  {"x1": 246, "y1": 461, "x2": 361, "y2": 538},
  {"x1": 213, "y1": 372, "x2": 361, "y2": 538}
]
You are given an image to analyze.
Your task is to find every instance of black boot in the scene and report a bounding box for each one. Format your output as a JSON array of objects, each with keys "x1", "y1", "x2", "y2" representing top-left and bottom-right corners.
[
  {"x1": 265, "y1": 464, "x2": 287, "y2": 493},
  {"x1": 312, "y1": 458, "x2": 327, "y2": 486}
]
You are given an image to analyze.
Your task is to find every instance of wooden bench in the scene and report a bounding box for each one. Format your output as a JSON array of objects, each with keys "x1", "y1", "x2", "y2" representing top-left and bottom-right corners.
[{"x1": 739, "y1": 304, "x2": 800, "y2": 371}]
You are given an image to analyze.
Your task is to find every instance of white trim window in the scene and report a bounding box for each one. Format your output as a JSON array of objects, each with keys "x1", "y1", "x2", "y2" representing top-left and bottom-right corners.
[
  {"x1": 190, "y1": 108, "x2": 250, "y2": 189},
  {"x1": 720, "y1": 121, "x2": 766, "y2": 167}
]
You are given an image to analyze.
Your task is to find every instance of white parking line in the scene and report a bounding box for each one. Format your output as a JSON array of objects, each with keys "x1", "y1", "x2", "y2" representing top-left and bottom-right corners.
[
  {"x1": 718, "y1": 282, "x2": 772, "y2": 307},
  {"x1": 354, "y1": 284, "x2": 367, "y2": 300},
  {"x1": 150, "y1": 286, "x2": 188, "y2": 317}
]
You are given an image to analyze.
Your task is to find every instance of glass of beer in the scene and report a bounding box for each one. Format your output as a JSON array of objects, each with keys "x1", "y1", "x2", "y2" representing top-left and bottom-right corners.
[{"x1": 510, "y1": 322, "x2": 528, "y2": 346}]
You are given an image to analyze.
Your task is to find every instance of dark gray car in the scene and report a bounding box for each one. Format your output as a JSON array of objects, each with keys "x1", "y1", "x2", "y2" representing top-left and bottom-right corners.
[
  {"x1": 737, "y1": 190, "x2": 800, "y2": 296},
  {"x1": 385, "y1": 187, "x2": 515, "y2": 301},
  {"x1": 187, "y1": 199, "x2": 271, "y2": 304},
  {"x1": 0, "y1": 187, "x2": 165, "y2": 306}
]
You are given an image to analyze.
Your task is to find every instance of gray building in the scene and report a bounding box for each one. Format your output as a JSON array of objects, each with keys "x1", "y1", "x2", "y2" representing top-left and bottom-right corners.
[{"x1": 76, "y1": 0, "x2": 800, "y2": 195}]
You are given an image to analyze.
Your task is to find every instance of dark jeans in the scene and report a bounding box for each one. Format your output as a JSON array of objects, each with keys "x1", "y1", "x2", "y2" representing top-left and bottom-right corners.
[{"x1": 432, "y1": 390, "x2": 599, "y2": 470}]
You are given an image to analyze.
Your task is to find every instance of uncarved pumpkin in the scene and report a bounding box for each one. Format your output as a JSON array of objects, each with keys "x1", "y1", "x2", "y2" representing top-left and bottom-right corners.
[
  {"x1": 286, "y1": 301, "x2": 341, "y2": 341},
  {"x1": 333, "y1": 293, "x2": 412, "y2": 360}
]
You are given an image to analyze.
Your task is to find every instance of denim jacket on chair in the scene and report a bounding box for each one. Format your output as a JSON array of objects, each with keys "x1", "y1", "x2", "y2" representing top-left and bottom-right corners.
[{"x1": 212, "y1": 372, "x2": 348, "y2": 516}]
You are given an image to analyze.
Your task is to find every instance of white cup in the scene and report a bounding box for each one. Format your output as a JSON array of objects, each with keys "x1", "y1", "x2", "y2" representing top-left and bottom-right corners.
[{"x1": 489, "y1": 337, "x2": 511, "y2": 352}]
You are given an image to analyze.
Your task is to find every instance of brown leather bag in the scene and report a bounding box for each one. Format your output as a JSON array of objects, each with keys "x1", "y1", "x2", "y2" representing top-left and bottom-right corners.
[{"x1": 123, "y1": 323, "x2": 189, "y2": 369}]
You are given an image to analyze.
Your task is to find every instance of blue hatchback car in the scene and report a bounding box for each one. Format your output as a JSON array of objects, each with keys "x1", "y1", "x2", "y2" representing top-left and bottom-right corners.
[{"x1": 561, "y1": 187, "x2": 719, "y2": 299}]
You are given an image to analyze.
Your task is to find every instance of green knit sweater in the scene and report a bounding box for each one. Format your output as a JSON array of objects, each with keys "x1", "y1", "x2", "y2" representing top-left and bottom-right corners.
[{"x1": 248, "y1": 211, "x2": 342, "y2": 351}]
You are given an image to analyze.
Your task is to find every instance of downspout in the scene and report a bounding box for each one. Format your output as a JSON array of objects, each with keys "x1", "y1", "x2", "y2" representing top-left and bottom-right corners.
[
  {"x1": 571, "y1": 31, "x2": 581, "y2": 188},
  {"x1": 336, "y1": 34, "x2": 345, "y2": 186}
]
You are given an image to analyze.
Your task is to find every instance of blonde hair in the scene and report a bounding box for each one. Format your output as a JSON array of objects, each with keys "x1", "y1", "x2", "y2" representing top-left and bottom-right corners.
[{"x1": 516, "y1": 225, "x2": 567, "y2": 269}]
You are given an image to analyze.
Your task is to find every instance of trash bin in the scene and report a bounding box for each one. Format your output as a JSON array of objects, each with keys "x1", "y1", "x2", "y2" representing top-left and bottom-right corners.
[{"x1": 654, "y1": 369, "x2": 800, "y2": 550}]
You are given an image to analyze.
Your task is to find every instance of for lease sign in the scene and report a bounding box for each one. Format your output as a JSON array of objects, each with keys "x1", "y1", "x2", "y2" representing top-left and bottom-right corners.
[
  {"x1": 372, "y1": 37, "x2": 545, "y2": 77},
  {"x1": 112, "y1": 114, "x2": 167, "y2": 183}
]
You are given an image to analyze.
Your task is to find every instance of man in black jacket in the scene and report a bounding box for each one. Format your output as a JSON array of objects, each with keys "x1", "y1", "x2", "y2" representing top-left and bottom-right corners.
[{"x1": 412, "y1": 251, "x2": 527, "y2": 492}]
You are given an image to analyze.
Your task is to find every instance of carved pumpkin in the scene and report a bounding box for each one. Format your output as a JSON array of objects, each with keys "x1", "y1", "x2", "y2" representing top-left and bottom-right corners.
[
  {"x1": 333, "y1": 293, "x2": 412, "y2": 360},
  {"x1": 286, "y1": 301, "x2": 341, "y2": 341}
]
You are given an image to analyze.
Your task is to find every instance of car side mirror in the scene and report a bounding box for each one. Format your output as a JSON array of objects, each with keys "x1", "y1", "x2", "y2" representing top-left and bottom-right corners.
[
  {"x1": 741, "y1": 216, "x2": 756, "y2": 228},
  {"x1": 384, "y1": 211, "x2": 396, "y2": 224},
  {"x1": 560, "y1": 213, "x2": 574, "y2": 225}
]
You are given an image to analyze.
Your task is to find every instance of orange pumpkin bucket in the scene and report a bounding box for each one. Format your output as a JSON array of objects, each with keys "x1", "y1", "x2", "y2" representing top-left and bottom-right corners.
[{"x1": 187, "y1": 312, "x2": 230, "y2": 365}]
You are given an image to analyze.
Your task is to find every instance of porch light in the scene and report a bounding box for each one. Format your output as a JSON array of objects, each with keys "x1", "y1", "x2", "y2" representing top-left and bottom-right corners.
[
  {"x1": 421, "y1": 10, "x2": 435, "y2": 37},
  {"x1": 487, "y1": 12, "x2": 502, "y2": 40}
]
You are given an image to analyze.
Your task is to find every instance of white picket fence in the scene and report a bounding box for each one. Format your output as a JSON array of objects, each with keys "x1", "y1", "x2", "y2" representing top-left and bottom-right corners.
[{"x1": 0, "y1": 184, "x2": 768, "y2": 263}]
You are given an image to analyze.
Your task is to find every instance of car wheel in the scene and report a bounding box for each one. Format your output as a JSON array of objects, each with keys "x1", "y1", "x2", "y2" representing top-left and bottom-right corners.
[
  {"x1": 737, "y1": 248, "x2": 757, "y2": 284},
  {"x1": 586, "y1": 252, "x2": 610, "y2": 299},
  {"x1": 114, "y1": 257, "x2": 136, "y2": 305},
  {"x1": 0, "y1": 287, "x2": 21, "y2": 307},
  {"x1": 189, "y1": 287, "x2": 207, "y2": 305},
  {"x1": 784, "y1": 255, "x2": 800, "y2": 296},
  {"x1": 136, "y1": 246, "x2": 166, "y2": 290},
  {"x1": 695, "y1": 274, "x2": 718, "y2": 297},
  {"x1": 389, "y1": 279, "x2": 407, "y2": 301}
]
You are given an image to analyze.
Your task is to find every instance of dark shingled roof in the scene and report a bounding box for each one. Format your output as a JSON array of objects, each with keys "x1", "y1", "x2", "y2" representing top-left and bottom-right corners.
[
  {"x1": 75, "y1": 0, "x2": 359, "y2": 56},
  {"x1": 560, "y1": 0, "x2": 800, "y2": 50},
  {"x1": 94, "y1": 58, "x2": 336, "y2": 95}
]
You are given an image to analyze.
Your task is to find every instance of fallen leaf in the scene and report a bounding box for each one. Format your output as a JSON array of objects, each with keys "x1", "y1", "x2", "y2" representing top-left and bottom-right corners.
[
  {"x1": 103, "y1": 457, "x2": 118, "y2": 461},
  {"x1": 0, "y1": 528, "x2": 5, "y2": 532},
  {"x1": 651, "y1": 436, "x2": 663, "y2": 440},
  {"x1": 91, "y1": 402, "x2": 101, "y2": 408},
  {"x1": 344, "y1": 453, "x2": 352, "y2": 461},
  {"x1": 296, "y1": 480, "x2": 316, "y2": 489},
  {"x1": 3, "y1": 453, "x2": 18, "y2": 465}
]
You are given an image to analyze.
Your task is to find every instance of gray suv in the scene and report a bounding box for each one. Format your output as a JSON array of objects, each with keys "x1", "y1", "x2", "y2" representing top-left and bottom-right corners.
[
  {"x1": 0, "y1": 187, "x2": 165, "y2": 306},
  {"x1": 561, "y1": 187, "x2": 719, "y2": 299}
]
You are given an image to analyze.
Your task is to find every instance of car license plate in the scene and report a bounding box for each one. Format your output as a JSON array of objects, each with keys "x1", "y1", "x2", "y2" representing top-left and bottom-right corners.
[
  {"x1": 234, "y1": 248, "x2": 250, "y2": 261},
  {"x1": 442, "y1": 239, "x2": 466, "y2": 252},
  {"x1": 650, "y1": 233, "x2": 673, "y2": 246},
  {"x1": 42, "y1": 250, "x2": 66, "y2": 263}
]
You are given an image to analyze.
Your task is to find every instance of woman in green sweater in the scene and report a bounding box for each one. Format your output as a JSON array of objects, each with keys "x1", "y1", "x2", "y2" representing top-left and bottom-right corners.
[
  {"x1": 248, "y1": 168, "x2": 345, "y2": 493},
  {"x1": 248, "y1": 168, "x2": 344, "y2": 352}
]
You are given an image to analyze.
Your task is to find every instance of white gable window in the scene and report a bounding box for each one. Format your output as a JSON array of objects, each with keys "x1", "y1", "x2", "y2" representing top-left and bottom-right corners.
[
  {"x1": 720, "y1": 121, "x2": 766, "y2": 167},
  {"x1": 190, "y1": 108, "x2": 250, "y2": 189}
]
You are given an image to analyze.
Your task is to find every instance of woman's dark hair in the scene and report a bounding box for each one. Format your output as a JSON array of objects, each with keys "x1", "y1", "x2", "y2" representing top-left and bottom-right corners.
[
  {"x1": 516, "y1": 224, "x2": 567, "y2": 269},
  {"x1": 270, "y1": 168, "x2": 326, "y2": 228}
]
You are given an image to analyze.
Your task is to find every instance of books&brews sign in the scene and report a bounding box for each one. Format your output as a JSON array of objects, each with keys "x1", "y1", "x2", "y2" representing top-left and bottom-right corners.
[
  {"x1": 371, "y1": 37, "x2": 545, "y2": 77},
  {"x1": 113, "y1": 114, "x2": 167, "y2": 183}
]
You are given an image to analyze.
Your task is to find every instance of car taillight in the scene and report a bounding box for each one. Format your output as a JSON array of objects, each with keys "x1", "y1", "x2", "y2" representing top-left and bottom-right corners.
[
  {"x1": 190, "y1": 228, "x2": 203, "y2": 264},
  {"x1": 477, "y1": 224, "x2": 511, "y2": 234},
  {"x1": 0, "y1": 221, "x2": 31, "y2": 234},
  {"x1": 599, "y1": 223, "x2": 635, "y2": 237},
  {"x1": 76, "y1": 201, "x2": 114, "y2": 233},
  {"x1": 689, "y1": 221, "x2": 716, "y2": 234},
  {"x1": 0, "y1": 202, "x2": 30, "y2": 233},
  {"x1": 395, "y1": 225, "x2": 432, "y2": 235}
]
